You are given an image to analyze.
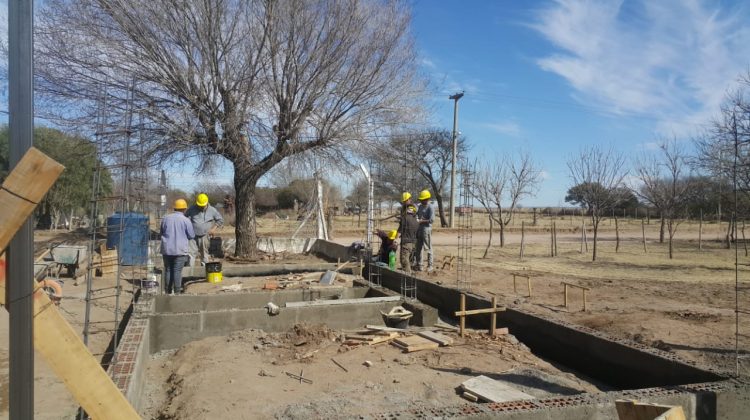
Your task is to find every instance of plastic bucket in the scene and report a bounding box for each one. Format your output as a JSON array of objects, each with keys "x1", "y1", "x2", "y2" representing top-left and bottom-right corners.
[{"x1": 206, "y1": 262, "x2": 223, "y2": 284}]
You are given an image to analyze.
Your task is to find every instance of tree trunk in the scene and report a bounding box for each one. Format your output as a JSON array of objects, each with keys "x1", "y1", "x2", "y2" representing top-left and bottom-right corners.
[
  {"x1": 659, "y1": 216, "x2": 665, "y2": 243},
  {"x1": 434, "y1": 193, "x2": 448, "y2": 227},
  {"x1": 234, "y1": 168, "x2": 258, "y2": 258},
  {"x1": 483, "y1": 215, "x2": 492, "y2": 259},
  {"x1": 592, "y1": 219, "x2": 599, "y2": 261},
  {"x1": 499, "y1": 220, "x2": 505, "y2": 247}
]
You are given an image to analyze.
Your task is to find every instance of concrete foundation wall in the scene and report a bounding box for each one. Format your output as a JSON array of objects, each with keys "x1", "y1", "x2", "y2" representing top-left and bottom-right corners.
[
  {"x1": 181, "y1": 262, "x2": 350, "y2": 280},
  {"x1": 155, "y1": 287, "x2": 367, "y2": 313},
  {"x1": 257, "y1": 237, "x2": 316, "y2": 254},
  {"x1": 149, "y1": 300, "x2": 401, "y2": 353},
  {"x1": 310, "y1": 240, "x2": 357, "y2": 262},
  {"x1": 369, "y1": 266, "x2": 723, "y2": 390}
]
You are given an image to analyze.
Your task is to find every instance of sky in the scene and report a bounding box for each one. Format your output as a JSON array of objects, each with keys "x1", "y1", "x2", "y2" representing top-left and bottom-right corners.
[
  {"x1": 3, "y1": 0, "x2": 750, "y2": 206},
  {"x1": 410, "y1": 0, "x2": 750, "y2": 206}
]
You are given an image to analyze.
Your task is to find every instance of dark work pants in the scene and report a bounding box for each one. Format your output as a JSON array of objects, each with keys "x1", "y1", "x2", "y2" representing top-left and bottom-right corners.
[{"x1": 163, "y1": 255, "x2": 188, "y2": 294}]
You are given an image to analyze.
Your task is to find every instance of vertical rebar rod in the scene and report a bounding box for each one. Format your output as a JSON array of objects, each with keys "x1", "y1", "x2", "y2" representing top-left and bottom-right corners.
[{"x1": 7, "y1": 0, "x2": 35, "y2": 417}]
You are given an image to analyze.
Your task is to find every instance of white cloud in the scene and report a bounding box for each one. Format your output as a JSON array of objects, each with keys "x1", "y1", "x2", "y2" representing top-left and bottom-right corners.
[
  {"x1": 482, "y1": 120, "x2": 522, "y2": 137},
  {"x1": 531, "y1": 0, "x2": 750, "y2": 135}
]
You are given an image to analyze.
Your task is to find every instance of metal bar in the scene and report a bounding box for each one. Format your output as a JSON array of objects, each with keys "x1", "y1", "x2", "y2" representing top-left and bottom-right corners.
[{"x1": 8, "y1": 0, "x2": 35, "y2": 417}]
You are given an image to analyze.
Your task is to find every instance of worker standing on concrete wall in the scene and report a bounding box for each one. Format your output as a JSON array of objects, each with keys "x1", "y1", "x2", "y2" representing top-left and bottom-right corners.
[
  {"x1": 398, "y1": 205, "x2": 419, "y2": 275},
  {"x1": 161, "y1": 199, "x2": 194, "y2": 294},
  {"x1": 186, "y1": 193, "x2": 224, "y2": 266},
  {"x1": 415, "y1": 190, "x2": 434, "y2": 272}
]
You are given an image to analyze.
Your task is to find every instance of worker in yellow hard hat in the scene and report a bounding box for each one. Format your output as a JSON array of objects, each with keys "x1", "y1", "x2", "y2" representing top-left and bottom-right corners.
[
  {"x1": 160, "y1": 198, "x2": 194, "y2": 294},
  {"x1": 185, "y1": 193, "x2": 224, "y2": 266},
  {"x1": 374, "y1": 229, "x2": 399, "y2": 265},
  {"x1": 397, "y1": 205, "x2": 419, "y2": 275},
  {"x1": 415, "y1": 190, "x2": 434, "y2": 272},
  {"x1": 399, "y1": 191, "x2": 414, "y2": 220}
]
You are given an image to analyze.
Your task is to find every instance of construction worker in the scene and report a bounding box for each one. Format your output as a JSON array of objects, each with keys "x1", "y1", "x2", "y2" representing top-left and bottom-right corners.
[
  {"x1": 398, "y1": 205, "x2": 419, "y2": 275},
  {"x1": 186, "y1": 193, "x2": 224, "y2": 266},
  {"x1": 160, "y1": 199, "x2": 194, "y2": 294},
  {"x1": 374, "y1": 229, "x2": 399, "y2": 265},
  {"x1": 415, "y1": 189, "x2": 435, "y2": 272},
  {"x1": 399, "y1": 191, "x2": 413, "y2": 218}
]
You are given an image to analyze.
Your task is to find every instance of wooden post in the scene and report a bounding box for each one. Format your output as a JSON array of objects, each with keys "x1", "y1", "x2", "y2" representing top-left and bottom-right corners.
[
  {"x1": 513, "y1": 274, "x2": 517, "y2": 293},
  {"x1": 520, "y1": 221, "x2": 525, "y2": 261},
  {"x1": 698, "y1": 209, "x2": 703, "y2": 251},
  {"x1": 460, "y1": 294, "x2": 466, "y2": 337},
  {"x1": 743, "y1": 221, "x2": 748, "y2": 257},
  {"x1": 583, "y1": 220, "x2": 588, "y2": 252},
  {"x1": 527, "y1": 275, "x2": 532, "y2": 297},
  {"x1": 564, "y1": 283, "x2": 568, "y2": 308},
  {"x1": 615, "y1": 217, "x2": 620, "y2": 252},
  {"x1": 550, "y1": 223, "x2": 554, "y2": 257},
  {"x1": 553, "y1": 221, "x2": 558, "y2": 256},
  {"x1": 641, "y1": 219, "x2": 647, "y2": 253},
  {"x1": 490, "y1": 296, "x2": 497, "y2": 336}
]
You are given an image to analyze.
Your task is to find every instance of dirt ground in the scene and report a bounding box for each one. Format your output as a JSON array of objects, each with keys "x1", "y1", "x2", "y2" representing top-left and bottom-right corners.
[
  {"x1": 2, "y1": 215, "x2": 749, "y2": 419},
  {"x1": 140, "y1": 324, "x2": 603, "y2": 420}
]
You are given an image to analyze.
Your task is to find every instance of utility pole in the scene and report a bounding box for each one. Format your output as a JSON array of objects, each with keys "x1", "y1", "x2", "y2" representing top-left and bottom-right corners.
[
  {"x1": 8, "y1": 0, "x2": 35, "y2": 418},
  {"x1": 449, "y1": 91, "x2": 464, "y2": 228}
]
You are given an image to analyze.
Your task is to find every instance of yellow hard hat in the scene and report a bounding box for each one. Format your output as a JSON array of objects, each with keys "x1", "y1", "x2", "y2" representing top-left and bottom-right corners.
[
  {"x1": 388, "y1": 230, "x2": 398, "y2": 240},
  {"x1": 406, "y1": 205, "x2": 417, "y2": 215},
  {"x1": 174, "y1": 199, "x2": 188, "y2": 210},
  {"x1": 418, "y1": 190, "x2": 431, "y2": 201},
  {"x1": 196, "y1": 193, "x2": 209, "y2": 207},
  {"x1": 401, "y1": 192, "x2": 412, "y2": 203}
]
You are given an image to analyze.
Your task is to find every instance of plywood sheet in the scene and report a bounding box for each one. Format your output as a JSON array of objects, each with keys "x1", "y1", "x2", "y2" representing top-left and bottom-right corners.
[{"x1": 460, "y1": 375, "x2": 535, "y2": 403}]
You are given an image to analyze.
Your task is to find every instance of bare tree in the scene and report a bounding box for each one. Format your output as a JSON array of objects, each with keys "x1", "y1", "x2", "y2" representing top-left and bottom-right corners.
[
  {"x1": 567, "y1": 145, "x2": 627, "y2": 261},
  {"x1": 473, "y1": 152, "x2": 541, "y2": 257},
  {"x1": 36, "y1": 0, "x2": 423, "y2": 256},
  {"x1": 634, "y1": 139, "x2": 692, "y2": 259}
]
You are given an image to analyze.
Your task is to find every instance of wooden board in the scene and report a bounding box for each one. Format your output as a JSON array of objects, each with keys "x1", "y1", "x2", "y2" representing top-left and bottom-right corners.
[
  {"x1": 417, "y1": 330, "x2": 453, "y2": 346},
  {"x1": 615, "y1": 400, "x2": 686, "y2": 420},
  {"x1": 0, "y1": 150, "x2": 139, "y2": 419},
  {"x1": 285, "y1": 295, "x2": 401, "y2": 307},
  {"x1": 460, "y1": 375, "x2": 535, "y2": 403},
  {"x1": 392, "y1": 335, "x2": 440, "y2": 352},
  {"x1": 0, "y1": 147, "x2": 64, "y2": 250}
]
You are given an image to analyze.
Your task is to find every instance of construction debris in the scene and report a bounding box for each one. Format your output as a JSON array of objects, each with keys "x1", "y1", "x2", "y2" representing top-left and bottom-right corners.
[
  {"x1": 391, "y1": 335, "x2": 440, "y2": 353},
  {"x1": 417, "y1": 330, "x2": 453, "y2": 346}
]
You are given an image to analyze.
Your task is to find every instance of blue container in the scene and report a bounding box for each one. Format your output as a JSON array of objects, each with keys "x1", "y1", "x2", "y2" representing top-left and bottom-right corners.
[{"x1": 106, "y1": 212, "x2": 149, "y2": 266}]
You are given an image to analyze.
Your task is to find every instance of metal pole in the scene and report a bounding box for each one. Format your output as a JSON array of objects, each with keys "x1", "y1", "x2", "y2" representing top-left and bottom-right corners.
[
  {"x1": 448, "y1": 91, "x2": 464, "y2": 228},
  {"x1": 8, "y1": 0, "x2": 35, "y2": 418}
]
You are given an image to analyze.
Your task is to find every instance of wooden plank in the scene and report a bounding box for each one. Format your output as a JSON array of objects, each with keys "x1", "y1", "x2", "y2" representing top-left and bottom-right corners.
[
  {"x1": 657, "y1": 406, "x2": 686, "y2": 420},
  {"x1": 0, "y1": 255, "x2": 139, "y2": 419},
  {"x1": 365, "y1": 324, "x2": 408, "y2": 332},
  {"x1": 0, "y1": 147, "x2": 64, "y2": 250},
  {"x1": 454, "y1": 307, "x2": 506, "y2": 316},
  {"x1": 417, "y1": 330, "x2": 453, "y2": 346},
  {"x1": 490, "y1": 296, "x2": 497, "y2": 336},
  {"x1": 393, "y1": 335, "x2": 440, "y2": 352},
  {"x1": 561, "y1": 281, "x2": 591, "y2": 291},
  {"x1": 285, "y1": 295, "x2": 401, "y2": 307},
  {"x1": 460, "y1": 375, "x2": 535, "y2": 403}
]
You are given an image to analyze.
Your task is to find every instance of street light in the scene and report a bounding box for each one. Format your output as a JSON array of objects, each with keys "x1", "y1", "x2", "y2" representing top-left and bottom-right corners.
[{"x1": 449, "y1": 91, "x2": 464, "y2": 228}]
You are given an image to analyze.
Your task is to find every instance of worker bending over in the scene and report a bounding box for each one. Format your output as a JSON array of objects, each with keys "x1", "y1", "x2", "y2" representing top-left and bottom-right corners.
[
  {"x1": 375, "y1": 229, "x2": 399, "y2": 265},
  {"x1": 186, "y1": 193, "x2": 224, "y2": 266}
]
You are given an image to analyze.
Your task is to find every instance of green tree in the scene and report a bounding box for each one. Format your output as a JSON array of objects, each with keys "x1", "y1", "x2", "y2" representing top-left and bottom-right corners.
[{"x1": 0, "y1": 126, "x2": 112, "y2": 228}]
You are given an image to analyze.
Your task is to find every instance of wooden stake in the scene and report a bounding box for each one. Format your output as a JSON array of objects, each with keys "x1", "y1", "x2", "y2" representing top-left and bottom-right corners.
[
  {"x1": 583, "y1": 220, "x2": 588, "y2": 252},
  {"x1": 520, "y1": 221, "x2": 525, "y2": 261},
  {"x1": 513, "y1": 274, "x2": 517, "y2": 294},
  {"x1": 615, "y1": 216, "x2": 620, "y2": 252},
  {"x1": 490, "y1": 296, "x2": 497, "y2": 336},
  {"x1": 698, "y1": 210, "x2": 703, "y2": 251},
  {"x1": 743, "y1": 221, "x2": 748, "y2": 257},
  {"x1": 580, "y1": 218, "x2": 585, "y2": 253},
  {"x1": 460, "y1": 293, "x2": 466, "y2": 337},
  {"x1": 564, "y1": 283, "x2": 568, "y2": 308},
  {"x1": 527, "y1": 275, "x2": 532, "y2": 297},
  {"x1": 553, "y1": 221, "x2": 558, "y2": 256},
  {"x1": 641, "y1": 219, "x2": 647, "y2": 254}
]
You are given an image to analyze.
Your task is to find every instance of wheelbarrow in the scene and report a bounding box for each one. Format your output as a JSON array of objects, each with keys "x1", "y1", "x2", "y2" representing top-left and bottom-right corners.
[{"x1": 49, "y1": 244, "x2": 87, "y2": 278}]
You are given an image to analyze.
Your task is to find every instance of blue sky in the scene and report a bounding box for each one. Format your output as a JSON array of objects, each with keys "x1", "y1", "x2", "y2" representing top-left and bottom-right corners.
[
  {"x1": 5, "y1": 1, "x2": 750, "y2": 206},
  {"x1": 411, "y1": 0, "x2": 750, "y2": 206}
]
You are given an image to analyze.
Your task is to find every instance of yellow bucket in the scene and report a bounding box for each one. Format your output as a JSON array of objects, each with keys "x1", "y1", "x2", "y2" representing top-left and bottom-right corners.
[{"x1": 206, "y1": 262, "x2": 223, "y2": 284}]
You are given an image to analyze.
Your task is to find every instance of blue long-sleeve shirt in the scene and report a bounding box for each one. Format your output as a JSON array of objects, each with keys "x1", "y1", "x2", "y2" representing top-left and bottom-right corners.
[
  {"x1": 160, "y1": 211, "x2": 195, "y2": 256},
  {"x1": 185, "y1": 204, "x2": 224, "y2": 236}
]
